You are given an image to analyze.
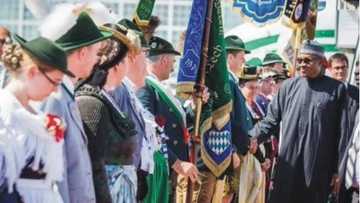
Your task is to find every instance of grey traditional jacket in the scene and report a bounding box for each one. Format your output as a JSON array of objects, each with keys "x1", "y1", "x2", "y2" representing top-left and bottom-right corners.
[{"x1": 40, "y1": 78, "x2": 96, "y2": 203}]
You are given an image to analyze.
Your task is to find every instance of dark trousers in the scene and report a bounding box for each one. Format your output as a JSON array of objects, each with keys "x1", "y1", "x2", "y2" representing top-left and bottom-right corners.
[
  {"x1": 269, "y1": 158, "x2": 331, "y2": 203},
  {"x1": 0, "y1": 186, "x2": 21, "y2": 203},
  {"x1": 136, "y1": 169, "x2": 148, "y2": 201},
  {"x1": 338, "y1": 185, "x2": 359, "y2": 203}
]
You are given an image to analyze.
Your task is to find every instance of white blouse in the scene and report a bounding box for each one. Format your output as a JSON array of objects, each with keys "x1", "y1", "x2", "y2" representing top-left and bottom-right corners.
[{"x1": 0, "y1": 89, "x2": 64, "y2": 193}]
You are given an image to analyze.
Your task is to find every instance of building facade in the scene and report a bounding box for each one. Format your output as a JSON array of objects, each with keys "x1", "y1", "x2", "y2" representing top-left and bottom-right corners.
[{"x1": 0, "y1": 0, "x2": 242, "y2": 45}]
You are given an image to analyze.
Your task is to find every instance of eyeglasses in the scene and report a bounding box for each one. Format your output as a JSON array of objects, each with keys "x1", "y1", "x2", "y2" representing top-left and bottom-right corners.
[
  {"x1": 296, "y1": 57, "x2": 315, "y2": 65},
  {"x1": 39, "y1": 68, "x2": 61, "y2": 86}
]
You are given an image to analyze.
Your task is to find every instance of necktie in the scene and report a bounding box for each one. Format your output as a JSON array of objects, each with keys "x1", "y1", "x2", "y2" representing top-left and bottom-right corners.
[{"x1": 251, "y1": 101, "x2": 263, "y2": 119}]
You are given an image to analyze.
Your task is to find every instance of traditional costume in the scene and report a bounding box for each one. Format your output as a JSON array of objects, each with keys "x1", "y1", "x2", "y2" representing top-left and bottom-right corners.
[
  {"x1": 137, "y1": 36, "x2": 192, "y2": 203},
  {"x1": 75, "y1": 23, "x2": 140, "y2": 203},
  {"x1": 0, "y1": 35, "x2": 73, "y2": 203},
  {"x1": 39, "y1": 10, "x2": 112, "y2": 203}
]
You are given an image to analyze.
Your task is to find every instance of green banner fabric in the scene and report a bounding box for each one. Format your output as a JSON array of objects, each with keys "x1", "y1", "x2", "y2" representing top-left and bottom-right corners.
[
  {"x1": 199, "y1": 0, "x2": 233, "y2": 177},
  {"x1": 133, "y1": 0, "x2": 155, "y2": 27}
]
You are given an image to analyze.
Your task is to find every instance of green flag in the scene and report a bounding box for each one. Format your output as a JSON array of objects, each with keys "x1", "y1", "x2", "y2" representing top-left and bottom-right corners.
[
  {"x1": 199, "y1": 0, "x2": 233, "y2": 177},
  {"x1": 133, "y1": 0, "x2": 155, "y2": 27}
]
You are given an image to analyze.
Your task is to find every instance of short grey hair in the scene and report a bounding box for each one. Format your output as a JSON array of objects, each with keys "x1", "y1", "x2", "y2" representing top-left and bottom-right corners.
[{"x1": 147, "y1": 55, "x2": 161, "y2": 64}]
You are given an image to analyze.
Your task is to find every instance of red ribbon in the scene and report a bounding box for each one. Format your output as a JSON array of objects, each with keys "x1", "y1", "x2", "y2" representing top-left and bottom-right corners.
[{"x1": 45, "y1": 114, "x2": 65, "y2": 143}]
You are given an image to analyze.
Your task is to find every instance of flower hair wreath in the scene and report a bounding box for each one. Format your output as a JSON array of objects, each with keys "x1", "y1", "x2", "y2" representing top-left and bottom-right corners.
[{"x1": 99, "y1": 24, "x2": 141, "y2": 56}]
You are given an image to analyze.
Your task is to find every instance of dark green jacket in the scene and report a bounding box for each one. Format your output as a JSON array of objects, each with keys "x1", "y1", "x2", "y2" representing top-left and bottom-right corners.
[
  {"x1": 137, "y1": 82, "x2": 189, "y2": 166},
  {"x1": 228, "y1": 72, "x2": 253, "y2": 155}
]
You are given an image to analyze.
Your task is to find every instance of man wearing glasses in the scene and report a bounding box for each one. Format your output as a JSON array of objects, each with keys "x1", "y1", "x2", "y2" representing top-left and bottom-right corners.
[{"x1": 248, "y1": 40, "x2": 348, "y2": 203}]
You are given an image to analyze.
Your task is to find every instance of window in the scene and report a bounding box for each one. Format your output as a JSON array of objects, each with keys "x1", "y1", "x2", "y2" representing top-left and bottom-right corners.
[
  {"x1": 104, "y1": 2, "x2": 119, "y2": 15},
  {"x1": 155, "y1": 30, "x2": 168, "y2": 40},
  {"x1": 0, "y1": 0, "x2": 20, "y2": 20},
  {"x1": 23, "y1": 6, "x2": 35, "y2": 20},
  {"x1": 173, "y1": 5, "x2": 191, "y2": 26},
  {"x1": 153, "y1": 5, "x2": 169, "y2": 25},
  {"x1": 123, "y1": 3, "x2": 136, "y2": 19},
  {"x1": 0, "y1": 0, "x2": 242, "y2": 46}
]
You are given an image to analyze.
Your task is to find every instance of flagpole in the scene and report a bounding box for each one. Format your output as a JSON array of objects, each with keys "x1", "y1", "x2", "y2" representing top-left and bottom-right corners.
[
  {"x1": 194, "y1": 0, "x2": 214, "y2": 141},
  {"x1": 187, "y1": 0, "x2": 214, "y2": 202},
  {"x1": 293, "y1": 26, "x2": 302, "y2": 75}
]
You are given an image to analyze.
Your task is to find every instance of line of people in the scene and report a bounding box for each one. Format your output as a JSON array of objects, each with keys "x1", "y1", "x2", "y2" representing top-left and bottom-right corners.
[{"x1": 0, "y1": 2, "x2": 358, "y2": 203}]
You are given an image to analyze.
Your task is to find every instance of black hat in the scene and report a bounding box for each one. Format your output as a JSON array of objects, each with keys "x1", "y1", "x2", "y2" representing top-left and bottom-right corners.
[
  {"x1": 117, "y1": 18, "x2": 148, "y2": 48},
  {"x1": 273, "y1": 72, "x2": 289, "y2": 83},
  {"x1": 238, "y1": 66, "x2": 258, "y2": 82},
  {"x1": 148, "y1": 36, "x2": 180, "y2": 57},
  {"x1": 14, "y1": 34, "x2": 74, "y2": 77}
]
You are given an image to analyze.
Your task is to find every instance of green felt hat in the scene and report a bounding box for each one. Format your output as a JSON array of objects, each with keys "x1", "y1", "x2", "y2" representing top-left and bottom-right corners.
[
  {"x1": 55, "y1": 12, "x2": 112, "y2": 51},
  {"x1": 225, "y1": 35, "x2": 250, "y2": 54},
  {"x1": 245, "y1": 57, "x2": 262, "y2": 68},
  {"x1": 14, "y1": 34, "x2": 74, "y2": 77},
  {"x1": 262, "y1": 52, "x2": 286, "y2": 66},
  {"x1": 148, "y1": 36, "x2": 180, "y2": 57},
  {"x1": 117, "y1": 18, "x2": 148, "y2": 48}
]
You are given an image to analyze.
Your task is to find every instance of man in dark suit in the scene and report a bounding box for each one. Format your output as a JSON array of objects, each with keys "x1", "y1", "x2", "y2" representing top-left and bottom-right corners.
[
  {"x1": 328, "y1": 53, "x2": 359, "y2": 202},
  {"x1": 137, "y1": 36, "x2": 199, "y2": 202},
  {"x1": 221, "y1": 35, "x2": 258, "y2": 201},
  {"x1": 339, "y1": 111, "x2": 359, "y2": 203},
  {"x1": 225, "y1": 35, "x2": 254, "y2": 157},
  {"x1": 328, "y1": 53, "x2": 359, "y2": 143}
]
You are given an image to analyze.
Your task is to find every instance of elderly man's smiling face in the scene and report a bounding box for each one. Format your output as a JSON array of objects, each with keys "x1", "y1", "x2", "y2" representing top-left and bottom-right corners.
[{"x1": 296, "y1": 53, "x2": 323, "y2": 78}]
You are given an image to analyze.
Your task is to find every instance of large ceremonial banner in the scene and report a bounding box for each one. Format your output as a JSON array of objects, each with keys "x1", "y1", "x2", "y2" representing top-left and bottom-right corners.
[
  {"x1": 283, "y1": 0, "x2": 312, "y2": 28},
  {"x1": 176, "y1": 0, "x2": 208, "y2": 99},
  {"x1": 133, "y1": 0, "x2": 155, "y2": 27},
  {"x1": 177, "y1": 0, "x2": 233, "y2": 177},
  {"x1": 200, "y1": 0, "x2": 233, "y2": 177},
  {"x1": 232, "y1": 0, "x2": 286, "y2": 26}
]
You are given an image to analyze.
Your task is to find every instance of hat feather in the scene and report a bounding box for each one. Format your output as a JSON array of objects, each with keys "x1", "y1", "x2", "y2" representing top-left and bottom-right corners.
[
  {"x1": 85, "y1": 2, "x2": 117, "y2": 25},
  {"x1": 39, "y1": 2, "x2": 116, "y2": 41},
  {"x1": 39, "y1": 3, "x2": 78, "y2": 41}
]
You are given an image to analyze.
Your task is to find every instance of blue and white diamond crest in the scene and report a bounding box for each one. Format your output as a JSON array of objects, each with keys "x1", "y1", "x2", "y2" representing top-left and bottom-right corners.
[{"x1": 207, "y1": 130, "x2": 231, "y2": 155}]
